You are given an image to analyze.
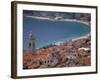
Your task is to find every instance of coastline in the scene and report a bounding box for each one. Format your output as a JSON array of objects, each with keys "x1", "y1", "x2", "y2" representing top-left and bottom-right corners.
[
  {"x1": 54, "y1": 33, "x2": 90, "y2": 46},
  {"x1": 72, "y1": 33, "x2": 90, "y2": 41},
  {"x1": 25, "y1": 15, "x2": 90, "y2": 26},
  {"x1": 60, "y1": 19, "x2": 90, "y2": 26}
]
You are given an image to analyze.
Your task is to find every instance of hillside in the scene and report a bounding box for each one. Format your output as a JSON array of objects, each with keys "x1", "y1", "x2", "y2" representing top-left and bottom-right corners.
[{"x1": 23, "y1": 36, "x2": 91, "y2": 69}]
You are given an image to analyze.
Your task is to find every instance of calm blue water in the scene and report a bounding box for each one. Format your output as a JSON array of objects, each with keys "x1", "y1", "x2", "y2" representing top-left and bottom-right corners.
[{"x1": 23, "y1": 17, "x2": 90, "y2": 50}]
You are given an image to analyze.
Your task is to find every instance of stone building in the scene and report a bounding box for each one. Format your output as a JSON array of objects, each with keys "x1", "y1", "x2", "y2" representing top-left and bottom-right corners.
[{"x1": 28, "y1": 32, "x2": 35, "y2": 52}]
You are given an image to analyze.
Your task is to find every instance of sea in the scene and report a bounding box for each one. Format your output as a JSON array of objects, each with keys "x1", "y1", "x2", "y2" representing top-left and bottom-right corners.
[{"x1": 23, "y1": 17, "x2": 90, "y2": 49}]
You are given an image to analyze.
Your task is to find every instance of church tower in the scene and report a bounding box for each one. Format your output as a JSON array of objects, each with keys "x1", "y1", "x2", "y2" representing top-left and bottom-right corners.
[{"x1": 28, "y1": 32, "x2": 35, "y2": 52}]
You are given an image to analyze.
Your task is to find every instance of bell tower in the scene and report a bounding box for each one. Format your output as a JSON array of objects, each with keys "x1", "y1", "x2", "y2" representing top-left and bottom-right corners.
[{"x1": 28, "y1": 32, "x2": 35, "y2": 52}]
